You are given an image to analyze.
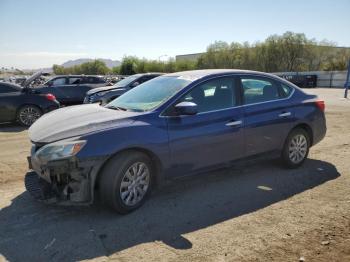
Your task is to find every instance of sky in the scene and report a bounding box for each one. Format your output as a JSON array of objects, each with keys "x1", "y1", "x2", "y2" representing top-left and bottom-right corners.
[{"x1": 0, "y1": 0, "x2": 349, "y2": 69}]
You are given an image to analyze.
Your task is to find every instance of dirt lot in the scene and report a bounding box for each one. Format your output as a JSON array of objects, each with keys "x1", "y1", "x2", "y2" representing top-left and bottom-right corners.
[{"x1": 0, "y1": 88, "x2": 349, "y2": 262}]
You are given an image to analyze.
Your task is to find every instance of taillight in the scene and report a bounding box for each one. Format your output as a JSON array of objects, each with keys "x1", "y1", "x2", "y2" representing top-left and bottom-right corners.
[
  {"x1": 315, "y1": 100, "x2": 325, "y2": 112},
  {"x1": 45, "y1": 94, "x2": 56, "y2": 101}
]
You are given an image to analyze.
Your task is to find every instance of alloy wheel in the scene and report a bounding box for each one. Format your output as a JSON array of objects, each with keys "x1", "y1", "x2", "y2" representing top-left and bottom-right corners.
[
  {"x1": 288, "y1": 134, "x2": 308, "y2": 164},
  {"x1": 119, "y1": 162, "x2": 150, "y2": 206},
  {"x1": 19, "y1": 106, "x2": 41, "y2": 126}
]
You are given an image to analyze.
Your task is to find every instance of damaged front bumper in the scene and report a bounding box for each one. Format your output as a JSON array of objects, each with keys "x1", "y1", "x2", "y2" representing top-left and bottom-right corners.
[{"x1": 25, "y1": 154, "x2": 106, "y2": 205}]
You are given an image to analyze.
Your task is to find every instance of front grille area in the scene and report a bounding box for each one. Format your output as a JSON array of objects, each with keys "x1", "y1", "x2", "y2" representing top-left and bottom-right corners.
[{"x1": 24, "y1": 171, "x2": 56, "y2": 201}]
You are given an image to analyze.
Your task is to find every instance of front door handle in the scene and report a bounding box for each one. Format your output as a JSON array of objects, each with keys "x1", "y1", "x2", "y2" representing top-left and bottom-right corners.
[
  {"x1": 279, "y1": 112, "x2": 291, "y2": 117},
  {"x1": 226, "y1": 120, "x2": 242, "y2": 127}
]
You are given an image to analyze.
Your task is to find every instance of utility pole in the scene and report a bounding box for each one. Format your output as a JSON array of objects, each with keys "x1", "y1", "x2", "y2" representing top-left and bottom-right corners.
[{"x1": 345, "y1": 59, "x2": 350, "y2": 98}]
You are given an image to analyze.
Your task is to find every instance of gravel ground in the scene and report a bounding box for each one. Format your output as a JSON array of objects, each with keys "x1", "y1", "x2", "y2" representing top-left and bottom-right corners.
[{"x1": 0, "y1": 88, "x2": 349, "y2": 262}]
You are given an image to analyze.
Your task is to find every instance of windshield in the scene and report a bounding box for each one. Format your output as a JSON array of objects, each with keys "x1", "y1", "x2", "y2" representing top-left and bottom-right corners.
[
  {"x1": 106, "y1": 76, "x2": 191, "y2": 112},
  {"x1": 113, "y1": 74, "x2": 141, "y2": 87}
]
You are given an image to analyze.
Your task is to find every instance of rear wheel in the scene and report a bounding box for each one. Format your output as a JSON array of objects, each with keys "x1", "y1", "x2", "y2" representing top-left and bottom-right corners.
[
  {"x1": 17, "y1": 105, "x2": 42, "y2": 126},
  {"x1": 99, "y1": 151, "x2": 154, "y2": 214},
  {"x1": 281, "y1": 128, "x2": 310, "y2": 168}
]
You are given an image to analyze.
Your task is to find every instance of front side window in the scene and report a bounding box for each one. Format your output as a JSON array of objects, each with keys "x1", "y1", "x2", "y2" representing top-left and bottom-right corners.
[
  {"x1": 51, "y1": 77, "x2": 66, "y2": 86},
  {"x1": 179, "y1": 77, "x2": 237, "y2": 113},
  {"x1": 106, "y1": 76, "x2": 191, "y2": 112},
  {"x1": 241, "y1": 77, "x2": 280, "y2": 104}
]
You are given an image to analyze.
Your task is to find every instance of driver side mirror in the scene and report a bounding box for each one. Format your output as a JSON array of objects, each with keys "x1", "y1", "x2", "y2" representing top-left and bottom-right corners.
[
  {"x1": 174, "y1": 102, "x2": 198, "y2": 116},
  {"x1": 47, "y1": 81, "x2": 53, "y2": 87}
]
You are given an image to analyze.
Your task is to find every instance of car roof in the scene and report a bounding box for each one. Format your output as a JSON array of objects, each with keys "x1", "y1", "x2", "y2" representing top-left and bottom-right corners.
[
  {"x1": 137, "y1": 72, "x2": 164, "y2": 76},
  {"x1": 52, "y1": 75, "x2": 105, "y2": 78},
  {"x1": 165, "y1": 69, "x2": 278, "y2": 81}
]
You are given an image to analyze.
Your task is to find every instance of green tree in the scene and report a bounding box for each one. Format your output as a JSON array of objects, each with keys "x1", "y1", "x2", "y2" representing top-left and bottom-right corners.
[
  {"x1": 53, "y1": 60, "x2": 110, "y2": 75},
  {"x1": 119, "y1": 56, "x2": 140, "y2": 75}
]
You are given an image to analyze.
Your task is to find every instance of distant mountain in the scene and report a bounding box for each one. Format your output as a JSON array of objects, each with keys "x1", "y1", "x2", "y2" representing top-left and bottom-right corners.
[{"x1": 61, "y1": 58, "x2": 121, "y2": 68}]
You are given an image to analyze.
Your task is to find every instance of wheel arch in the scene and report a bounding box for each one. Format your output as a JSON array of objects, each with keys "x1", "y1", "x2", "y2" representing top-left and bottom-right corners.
[
  {"x1": 16, "y1": 103, "x2": 43, "y2": 116},
  {"x1": 290, "y1": 123, "x2": 314, "y2": 146},
  {"x1": 94, "y1": 147, "x2": 164, "y2": 191}
]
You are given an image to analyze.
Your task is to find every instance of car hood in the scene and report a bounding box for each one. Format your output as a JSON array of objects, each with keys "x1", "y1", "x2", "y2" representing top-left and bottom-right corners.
[
  {"x1": 29, "y1": 104, "x2": 139, "y2": 144},
  {"x1": 87, "y1": 86, "x2": 127, "y2": 95},
  {"x1": 22, "y1": 71, "x2": 43, "y2": 88}
]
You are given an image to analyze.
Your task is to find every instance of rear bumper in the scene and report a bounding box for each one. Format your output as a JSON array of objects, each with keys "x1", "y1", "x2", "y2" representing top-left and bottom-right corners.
[{"x1": 311, "y1": 112, "x2": 327, "y2": 146}]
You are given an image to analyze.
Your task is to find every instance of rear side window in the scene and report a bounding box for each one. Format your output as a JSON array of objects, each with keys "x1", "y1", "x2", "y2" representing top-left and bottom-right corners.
[
  {"x1": 95, "y1": 77, "x2": 106, "y2": 83},
  {"x1": 0, "y1": 83, "x2": 18, "y2": 93},
  {"x1": 68, "y1": 77, "x2": 82, "y2": 84},
  {"x1": 83, "y1": 77, "x2": 106, "y2": 84},
  {"x1": 280, "y1": 83, "x2": 293, "y2": 97},
  {"x1": 240, "y1": 77, "x2": 280, "y2": 104}
]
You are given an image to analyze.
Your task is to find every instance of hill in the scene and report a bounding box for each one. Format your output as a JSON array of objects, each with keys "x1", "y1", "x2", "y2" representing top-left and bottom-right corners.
[{"x1": 61, "y1": 58, "x2": 121, "y2": 68}]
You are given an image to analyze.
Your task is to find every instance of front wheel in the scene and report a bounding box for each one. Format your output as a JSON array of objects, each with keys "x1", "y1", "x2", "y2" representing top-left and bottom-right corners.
[
  {"x1": 99, "y1": 151, "x2": 154, "y2": 214},
  {"x1": 281, "y1": 128, "x2": 310, "y2": 168},
  {"x1": 17, "y1": 105, "x2": 42, "y2": 126}
]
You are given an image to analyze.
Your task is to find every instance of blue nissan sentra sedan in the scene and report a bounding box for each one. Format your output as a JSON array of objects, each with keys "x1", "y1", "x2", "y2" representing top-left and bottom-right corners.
[{"x1": 25, "y1": 69, "x2": 326, "y2": 213}]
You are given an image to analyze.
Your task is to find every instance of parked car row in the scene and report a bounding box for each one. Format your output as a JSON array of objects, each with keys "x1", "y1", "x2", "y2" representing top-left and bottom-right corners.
[{"x1": 0, "y1": 72, "x2": 161, "y2": 126}]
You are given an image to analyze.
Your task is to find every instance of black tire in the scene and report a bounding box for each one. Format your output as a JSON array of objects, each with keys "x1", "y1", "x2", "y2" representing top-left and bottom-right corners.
[
  {"x1": 281, "y1": 128, "x2": 310, "y2": 169},
  {"x1": 99, "y1": 151, "x2": 154, "y2": 214},
  {"x1": 17, "y1": 105, "x2": 42, "y2": 127}
]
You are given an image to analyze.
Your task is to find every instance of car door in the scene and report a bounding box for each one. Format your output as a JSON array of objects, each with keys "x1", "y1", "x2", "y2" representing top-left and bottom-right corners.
[
  {"x1": 44, "y1": 77, "x2": 69, "y2": 103},
  {"x1": 90, "y1": 76, "x2": 108, "y2": 87},
  {"x1": 166, "y1": 76, "x2": 244, "y2": 175},
  {"x1": 0, "y1": 83, "x2": 22, "y2": 122},
  {"x1": 62, "y1": 77, "x2": 87, "y2": 104},
  {"x1": 239, "y1": 75, "x2": 294, "y2": 156}
]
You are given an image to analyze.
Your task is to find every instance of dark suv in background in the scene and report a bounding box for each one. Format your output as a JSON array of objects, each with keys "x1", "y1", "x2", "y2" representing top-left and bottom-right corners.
[
  {"x1": 35, "y1": 75, "x2": 108, "y2": 105},
  {"x1": 84, "y1": 73, "x2": 163, "y2": 105}
]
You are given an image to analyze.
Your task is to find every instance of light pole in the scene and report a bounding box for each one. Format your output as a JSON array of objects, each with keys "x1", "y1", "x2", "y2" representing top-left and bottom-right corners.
[{"x1": 345, "y1": 59, "x2": 350, "y2": 98}]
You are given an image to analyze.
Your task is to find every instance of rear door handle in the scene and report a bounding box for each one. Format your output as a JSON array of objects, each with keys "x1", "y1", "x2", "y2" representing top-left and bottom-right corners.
[
  {"x1": 279, "y1": 112, "x2": 291, "y2": 117},
  {"x1": 226, "y1": 120, "x2": 242, "y2": 127}
]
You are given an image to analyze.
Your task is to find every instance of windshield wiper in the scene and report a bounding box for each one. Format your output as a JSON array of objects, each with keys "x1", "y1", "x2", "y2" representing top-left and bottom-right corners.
[{"x1": 106, "y1": 105, "x2": 128, "y2": 111}]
